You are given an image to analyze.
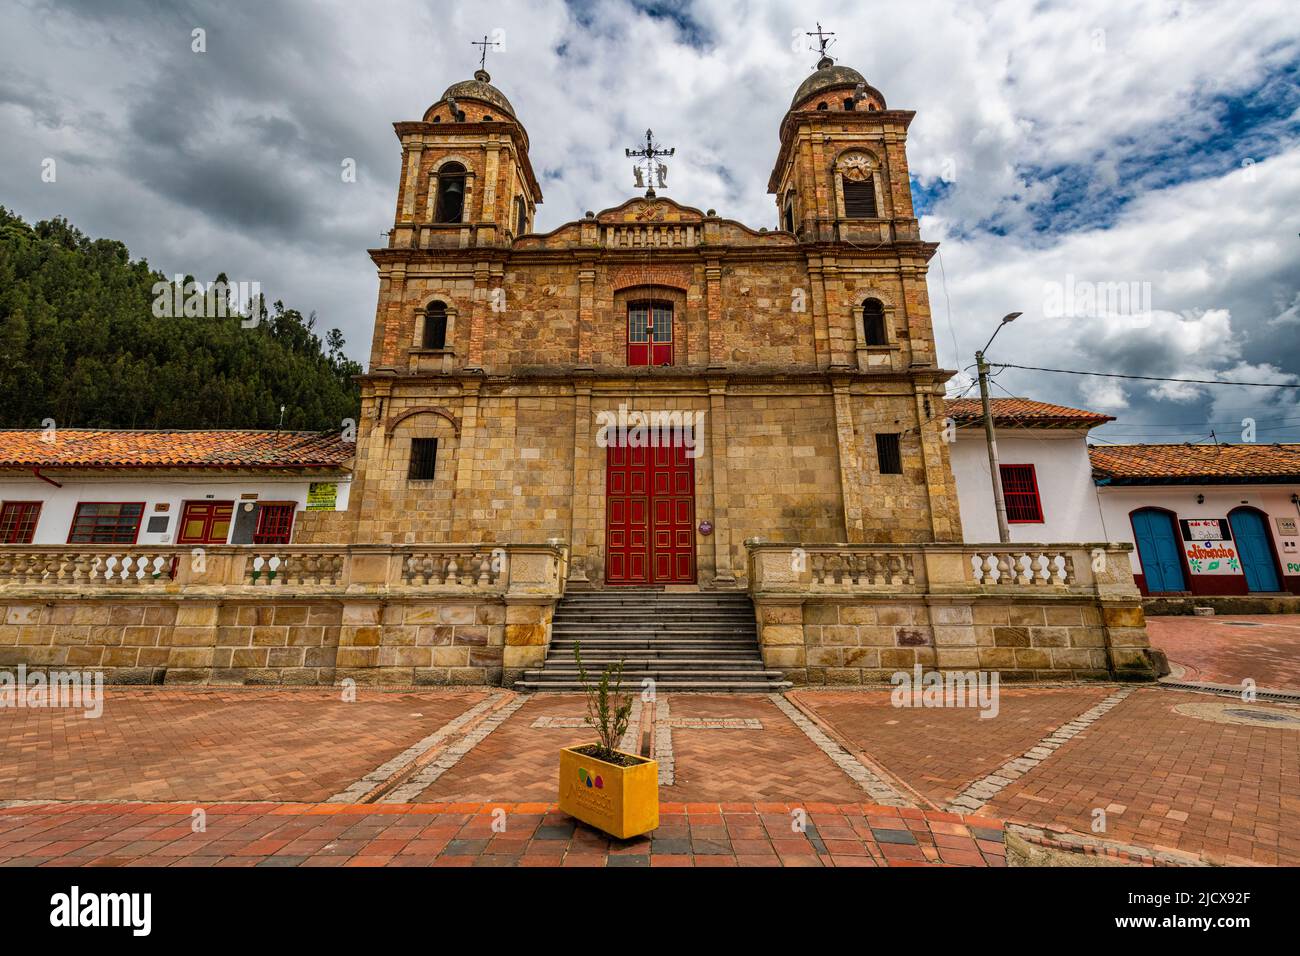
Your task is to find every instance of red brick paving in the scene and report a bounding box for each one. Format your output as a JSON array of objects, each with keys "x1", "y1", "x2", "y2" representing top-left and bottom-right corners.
[
  {"x1": 1147, "y1": 614, "x2": 1300, "y2": 691},
  {"x1": 667, "y1": 695, "x2": 867, "y2": 803},
  {"x1": 794, "y1": 686, "x2": 1111, "y2": 806},
  {"x1": 984, "y1": 687, "x2": 1300, "y2": 866},
  {"x1": 0, "y1": 802, "x2": 1005, "y2": 867},
  {"x1": 413, "y1": 695, "x2": 589, "y2": 803},
  {"x1": 0, "y1": 687, "x2": 489, "y2": 802}
]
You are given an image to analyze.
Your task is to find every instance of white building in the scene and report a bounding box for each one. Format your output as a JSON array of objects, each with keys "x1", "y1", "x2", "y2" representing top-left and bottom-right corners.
[
  {"x1": 0, "y1": 430, "x2": 352, "y2": 547},
  {"x1": 946, "y1": 398, "x2": 1111, "y2": 544},
  {"x1": 948, "y1": 398, "x2": 1300, "y2": 598}
]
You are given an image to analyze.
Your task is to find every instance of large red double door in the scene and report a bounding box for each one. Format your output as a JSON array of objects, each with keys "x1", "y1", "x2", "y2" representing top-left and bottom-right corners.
[{"x1": 605, "y1": 443, "x2": 696, "y2": 584}]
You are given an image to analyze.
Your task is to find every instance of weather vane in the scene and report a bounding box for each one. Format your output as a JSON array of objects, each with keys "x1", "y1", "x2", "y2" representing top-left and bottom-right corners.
[
  {"x1": 471, "y1": 33, "x2": 500, "y2": 73},
  {"x1": 625, "y1": 129, "x2": 675, "y2": 198},
  {"x1": 806, "y1": 22, "x2": 836, "y2": 65}
]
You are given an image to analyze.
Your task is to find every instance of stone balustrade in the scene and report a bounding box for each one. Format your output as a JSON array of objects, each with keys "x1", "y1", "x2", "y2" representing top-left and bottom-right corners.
[
  {"x1": 0, "y1": 543, "x2": 566, "y2": 598},
  {"x1": 601, "y1": 222, "x2": 698, "y2": 248},
  {"x1": 745, "y1": 540, "x2": 1156, "y2": 684},
  {"x1": 746, "y1": 541, "x2": 1126, "y2": 597}
]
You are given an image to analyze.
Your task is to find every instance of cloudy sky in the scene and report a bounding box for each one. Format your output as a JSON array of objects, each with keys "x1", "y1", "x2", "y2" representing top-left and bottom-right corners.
[{"x1": 3, "y1": 0, "x2": 1298, "y2": 442}]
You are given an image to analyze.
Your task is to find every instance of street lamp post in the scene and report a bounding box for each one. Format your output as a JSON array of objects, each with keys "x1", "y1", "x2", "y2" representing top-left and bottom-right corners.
[{"x1": 976, "y1": 312, "x2": 1021, "y2": 544}]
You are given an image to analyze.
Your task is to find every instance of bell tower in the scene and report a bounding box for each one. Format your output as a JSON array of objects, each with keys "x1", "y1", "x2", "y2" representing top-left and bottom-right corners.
[
  {"x1": 388, "y1": 68, "x2": 543, "y2": 251},
  {"x1": 767, "y1": 55, "x2": 919, "y2": 245}
]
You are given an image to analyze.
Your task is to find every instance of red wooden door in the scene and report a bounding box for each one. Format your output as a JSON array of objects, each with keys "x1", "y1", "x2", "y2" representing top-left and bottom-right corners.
[
  {"x1": 606, "y1": 442, "x2": 695, "y2": 584},
  {"x1": 177, "y1": 501, "x2": 234, "y2": 545}
]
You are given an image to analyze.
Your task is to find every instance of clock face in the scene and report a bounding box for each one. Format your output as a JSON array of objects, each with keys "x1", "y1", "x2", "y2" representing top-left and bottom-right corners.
[{"x1": 839, "y1": 153, "x2": 874, "y2": 180}]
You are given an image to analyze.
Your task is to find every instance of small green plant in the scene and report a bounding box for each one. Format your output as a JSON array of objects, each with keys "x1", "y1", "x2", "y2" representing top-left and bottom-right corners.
[{"x1": 573, "y1": 641, "x2": 633, "y2": 763}]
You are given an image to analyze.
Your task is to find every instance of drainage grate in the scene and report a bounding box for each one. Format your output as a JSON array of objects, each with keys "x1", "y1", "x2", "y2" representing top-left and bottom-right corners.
[{"x1": 1223, "y1": 708, "x2": 1300, "y2": 724}]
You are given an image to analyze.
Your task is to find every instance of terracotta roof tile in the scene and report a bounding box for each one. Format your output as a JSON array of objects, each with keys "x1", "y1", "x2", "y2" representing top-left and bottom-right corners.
[
  {"x1": 945, "y1": 397, "x2": 1113, "y2": 428},
  {"x1": 0, "y1": 430, "x2": 354, "y2": 470},
  {"x1": 1089, "y1": 443, "x2": 1300, "y2": 483}
]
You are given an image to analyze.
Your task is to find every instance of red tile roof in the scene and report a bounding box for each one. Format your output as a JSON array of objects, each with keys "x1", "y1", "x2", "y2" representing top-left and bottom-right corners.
[
  {"x1": 1089, "y1": 443, "x2": 1300, "y2": 484},
  {"x1": 945, "y1": 397, "x2": 1114, "y2": 428},
  {"x1": 0, "y1": 430, "x2": 354, "y2": 471}
]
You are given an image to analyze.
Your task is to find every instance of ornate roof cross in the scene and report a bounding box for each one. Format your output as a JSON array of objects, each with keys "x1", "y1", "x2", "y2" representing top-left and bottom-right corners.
[
  {"x1": 806, "y1": 22, "x2": 836, "y2": 67},
  {"x1": 625, "y1": 128, "x2": 675, "y2": 198},
  {"x1": 471, "y1": 33, "x2": 500, "y2": 72}
]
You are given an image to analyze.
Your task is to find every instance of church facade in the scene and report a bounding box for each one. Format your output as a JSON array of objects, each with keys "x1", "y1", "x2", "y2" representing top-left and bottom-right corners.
[
  {"x1": 0, "y1": 58, "x2": 1158, "y2": 689},
  {"x1": 342, "y1": 59, "x2": 962, "y2": 589}
]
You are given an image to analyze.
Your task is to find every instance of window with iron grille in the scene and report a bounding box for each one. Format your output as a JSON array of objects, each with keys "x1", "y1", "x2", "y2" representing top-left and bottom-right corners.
[
  {"x1": 1000, "y1": 464, "x2": 1044, "y2": 522},
  {"x1": 423, "y1": 302, "x2": 448, "y2": 349},
  {"x1": 67, "y1": 502, "x2": 144, "y2": 544},
  {"x1": 409, "y1": 438, "x2": 438, "y2": 480},
  {"x1": 0, "y1": 502, "x2": 41, "y2": 544},
  {"x1": 875, "y1": 433, "x2": 902, "y2": 475},
  {"x1": 252, "y1": 503, "x2": 295, "y2": 544},
  {"x1": 863, "y1": 299, "x2": 888, "y2": 345},
  {"x1": 843, "y1": 179, "x2": 878, "y2": 218},
  {"x1": 627, "y1": 300, "x2": 673, "y2": 366}
]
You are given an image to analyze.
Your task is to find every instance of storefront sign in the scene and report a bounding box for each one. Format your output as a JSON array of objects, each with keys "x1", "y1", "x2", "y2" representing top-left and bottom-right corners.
[
  {"x1": 1183, "y1": 542, "x2": 1241, "y2": 575},
  {"x1": 306, "y1": 482, "x2": 338, "y2": 511},
  {"x1": 1181, "y1": 518, "x2": 1231, "y2": 541}
]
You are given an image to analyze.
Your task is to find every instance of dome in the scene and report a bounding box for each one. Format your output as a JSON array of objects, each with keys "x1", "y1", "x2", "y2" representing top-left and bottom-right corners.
[
  {"x1": 790, "y1": 58, "x2": 878, "y2": 110},
  {"x1": 438, "y1": 69, "x2": 516, "y2": 118}
]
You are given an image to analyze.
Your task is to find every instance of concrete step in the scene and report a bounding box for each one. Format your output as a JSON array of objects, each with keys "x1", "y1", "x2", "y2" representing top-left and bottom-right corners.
[
  {"x1": 525, "y1": 667, "x2": 783, "y2": 679},
  {"x1": 514, "y1": 679, "x2": 791, "y2": 692}
]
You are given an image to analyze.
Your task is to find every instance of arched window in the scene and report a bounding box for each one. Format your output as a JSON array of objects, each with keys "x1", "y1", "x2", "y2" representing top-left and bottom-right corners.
[
  {"x1": 782, "y1": 194, "x2": 795, "y2": 233},
  {"x1": 863, "y1": 299, "x2": 887, "y2": 345},
  {"x1": 817, "y1": 101, "x2": 829, "y2": 110},
  {"x1": 434, "y1": 163, "x2": 466, "y2": 223},
  {"x1": 843, "y1": 97, "x2": 856, "y2": 110},
  {"x1": 423, "y1": 301, "x2": 448, "y2": 349},
  {"x1": 515, "y1": 196, "x2": 527, "y2": 236},
  {"x1": 627, "y1": 300, "x2": 673, "y2": 366}
]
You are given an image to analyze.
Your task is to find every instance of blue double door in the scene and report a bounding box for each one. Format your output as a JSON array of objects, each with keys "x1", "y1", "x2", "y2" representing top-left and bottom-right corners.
[
  {"x1": 1132, "y1": 507, "x2": 1282, "y2": 594},
  {"x1": 1229, "y1": 508, "x2": 1281, "y2": 593},
  {"x1": 1131, "y1": 509, "x2": 1186, "y2": 593}
]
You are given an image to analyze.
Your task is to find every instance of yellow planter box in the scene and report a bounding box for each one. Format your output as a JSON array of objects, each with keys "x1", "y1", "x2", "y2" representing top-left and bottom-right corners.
[{"x1": 558, "y1": 745, "x2": 659, "y2": 840}]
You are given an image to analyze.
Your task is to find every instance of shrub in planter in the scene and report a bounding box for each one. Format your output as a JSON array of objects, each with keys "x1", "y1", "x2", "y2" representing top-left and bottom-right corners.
[{"x1": 556, "y1": 643, "x2": 659, "y2": 839}]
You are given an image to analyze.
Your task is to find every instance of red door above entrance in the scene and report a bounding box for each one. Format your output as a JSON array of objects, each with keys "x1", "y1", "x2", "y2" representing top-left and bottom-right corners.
[{"x1": 605, "y1": 443, "x2": 695, "y2": 584}]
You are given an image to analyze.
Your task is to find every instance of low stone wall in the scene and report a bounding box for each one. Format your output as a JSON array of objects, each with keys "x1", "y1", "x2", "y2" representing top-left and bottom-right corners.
[
  {"x1": 748, "y1": 542, "x2": 1159, "y2": 685},
  {"x1": 0, "y1": 544, "x2": 565, "y2": 687}
]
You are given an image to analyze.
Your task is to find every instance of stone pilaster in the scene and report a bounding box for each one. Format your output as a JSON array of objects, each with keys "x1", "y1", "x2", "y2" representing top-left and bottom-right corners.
[{"x1": 706, "y1": 373, "x2": 735, "y2": 586}]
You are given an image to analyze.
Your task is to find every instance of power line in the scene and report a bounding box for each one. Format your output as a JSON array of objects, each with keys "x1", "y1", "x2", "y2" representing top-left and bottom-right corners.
[{"x1": 990, "y1": 363, "x2": 1300, "y2": 389}]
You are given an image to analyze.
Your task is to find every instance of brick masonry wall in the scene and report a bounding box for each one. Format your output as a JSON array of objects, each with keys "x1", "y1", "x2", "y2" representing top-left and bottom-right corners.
[
  {"x1": 755, "y1": 597, "x2": 1158, "y2": 685},
  {"x1": 0, "y1": 596, "x2": 536, "y2": 687}
]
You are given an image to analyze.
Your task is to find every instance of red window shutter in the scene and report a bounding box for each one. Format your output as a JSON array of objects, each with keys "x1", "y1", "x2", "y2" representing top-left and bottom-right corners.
[
  {"x1": 1000, "y1": 464, "x2": 1044, "y2": 522},
  {"x1": 253, "y1": 504, "x2": 295, "y2": 544}
]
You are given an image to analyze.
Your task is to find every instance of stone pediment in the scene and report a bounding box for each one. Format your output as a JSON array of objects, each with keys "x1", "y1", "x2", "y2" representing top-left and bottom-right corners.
[{"x1": 513, "y1": 196, "x2": 796, "y2": 252}]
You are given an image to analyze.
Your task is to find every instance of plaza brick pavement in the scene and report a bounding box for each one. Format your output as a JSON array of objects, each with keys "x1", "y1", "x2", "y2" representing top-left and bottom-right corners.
[
  {"x1": 2, "y1": 683, "x2": 1298, "y2": 866},
  {"x1": 984, "y1": 688, "x2": 1300, "y2": 866},
  {"x1": 798, "y1": 685, "x2": 1300, "y2": 867},
  {"x1": 0, "y1": 802, "x2": 1005, "y2": 867},
  {"x1": 1147, "y1": 614, "x2": 1300, "y2": 692},
  {"x1": 416, "y1": 693, "x2": 867, "y2": 804},
  {"x1": 0, "y1": 687, "x2": 489, "y2": 803},
  {"x1": 791, "y1": 686, "x2": 1112, "y2": 807}
]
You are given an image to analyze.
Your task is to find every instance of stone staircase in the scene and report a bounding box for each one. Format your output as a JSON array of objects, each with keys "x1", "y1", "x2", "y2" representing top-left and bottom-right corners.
[{"x1": 514, "y1": 590, "x2": 790, "y2": 692}]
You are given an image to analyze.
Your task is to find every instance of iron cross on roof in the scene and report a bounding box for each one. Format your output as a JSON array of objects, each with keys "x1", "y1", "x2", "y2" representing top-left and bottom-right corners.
[
  {"x1": 625, "y1": 129, "x2": 675, "y2": 198},
  {"x1": 471, "y1": 33, "x2": 500, "y2": 72},
  {"x1": 806, "y1": 21, "x2": 836, "y2": 65}
]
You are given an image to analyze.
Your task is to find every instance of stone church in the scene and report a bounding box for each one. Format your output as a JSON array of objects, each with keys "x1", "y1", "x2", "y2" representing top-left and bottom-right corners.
[
  {"x1": 343, "y1": 54, "x2": 963, "y2": 589},
  {"x1": 0, "y1": 53, "x2": 1156, "y2": 688}
]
